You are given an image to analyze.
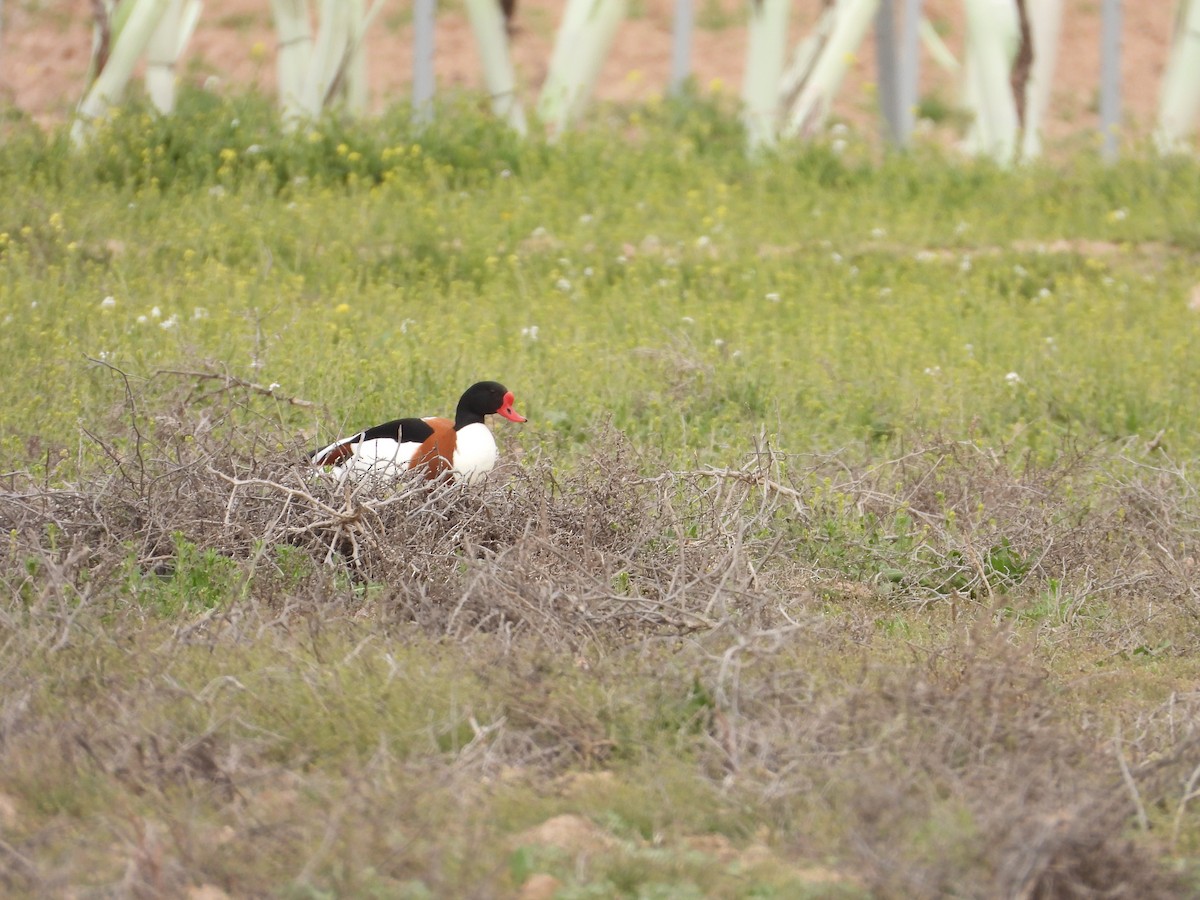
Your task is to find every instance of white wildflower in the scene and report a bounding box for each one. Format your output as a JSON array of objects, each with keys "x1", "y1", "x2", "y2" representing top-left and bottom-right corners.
[
  {"x1": 100, "y1": 296, "x2": 116, "y2": 310},
  {"x1": 521, "y1": 325, "x2": 540, "y2": 341},
  {"x1": 1005, "y1": 372, "x2": 1022, "y2": 385}
]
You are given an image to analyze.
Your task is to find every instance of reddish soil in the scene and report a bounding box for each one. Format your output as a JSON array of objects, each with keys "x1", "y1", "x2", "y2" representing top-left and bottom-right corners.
[{"x1": 0, "y1": 0, "x2": 1180, "y2": 149}]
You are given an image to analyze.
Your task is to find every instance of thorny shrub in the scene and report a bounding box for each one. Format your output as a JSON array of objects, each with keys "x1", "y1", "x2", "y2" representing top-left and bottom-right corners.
[
  {"x1": 791, "y1": 437, "x2": 1200, "y2": 642},
  {"x1": 698, "y1": 622, "x2": 1200, "y2": 897},
  {"x1": 1, "y1": 372, "x2": 789, "y2": 645},
  {"x1": 5, "y1": 376, "x2": 1198, "y2": 645}
]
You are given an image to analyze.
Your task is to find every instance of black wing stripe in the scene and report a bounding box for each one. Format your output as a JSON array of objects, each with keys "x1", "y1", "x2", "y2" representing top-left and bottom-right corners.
[{"x1": 362, "y1": 417, "x2": 434, "y2": 444}]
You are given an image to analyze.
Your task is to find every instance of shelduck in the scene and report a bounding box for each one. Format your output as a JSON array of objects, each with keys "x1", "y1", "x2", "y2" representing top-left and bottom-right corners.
[{"x1": 311, "y1": 381, "x2": 527, "y2": 484}]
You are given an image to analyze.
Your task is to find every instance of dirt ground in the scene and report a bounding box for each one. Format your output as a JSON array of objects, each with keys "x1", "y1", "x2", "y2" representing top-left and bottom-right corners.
[{"x1": 0, "y1": 1, "x2": 1182, "y2": 148}]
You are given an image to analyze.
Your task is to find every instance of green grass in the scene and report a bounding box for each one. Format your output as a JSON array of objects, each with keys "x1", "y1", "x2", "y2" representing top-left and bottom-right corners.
[
  {"x1": 2, "y1": 91, "x2": 1200, "y2": 896},
  {"x1": 3, "y1": 92, "x2": 1200, "y2": 474}
]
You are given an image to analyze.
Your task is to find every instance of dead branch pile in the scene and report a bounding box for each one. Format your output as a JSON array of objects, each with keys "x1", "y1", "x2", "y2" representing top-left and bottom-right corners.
[
  {"x1": 3, "y1": 377, "x2": 1199, "y2": 653},
  {"x1": 0, "y1": 387, "x2": 797, "y2": 647}
]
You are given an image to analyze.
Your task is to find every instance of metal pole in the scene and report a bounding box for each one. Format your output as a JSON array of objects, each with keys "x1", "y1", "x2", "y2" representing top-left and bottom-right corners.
[
  {"x1": 413, "y1": 0, "x2": 436, "y2": 124},
  {"x1": 670, "y1": 0, "x2": 693, "y2": 94},
  {"x1": 1100, "y1": 0, "x2": 1121, "y2": 162},
  {"x1": 899, "y1": 0, "x2": 922, "y2": 144},
  {"x1": 875, "y1": 0, "x2": 902, "y2": 145},
  {"x1": 876, "y1": 0, "x2": 921, "y2": 147}
]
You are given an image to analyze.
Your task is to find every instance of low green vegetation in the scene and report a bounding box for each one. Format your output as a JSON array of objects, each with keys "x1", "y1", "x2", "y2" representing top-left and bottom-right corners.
[
  {"x1": 4, "y1": 91, "x2": 1200, "y2": 471},
  {"x1": 2, "y1": 92, "x2": 1199, "y2": 896}
]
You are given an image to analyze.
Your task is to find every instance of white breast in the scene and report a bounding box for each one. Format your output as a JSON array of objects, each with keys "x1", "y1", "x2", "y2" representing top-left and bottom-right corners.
[{"x1": 452, "y1": 422, "x2": 498, "y2": 484}]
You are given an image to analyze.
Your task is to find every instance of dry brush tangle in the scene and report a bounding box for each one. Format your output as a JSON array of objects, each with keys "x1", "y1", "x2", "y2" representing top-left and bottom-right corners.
[
  {"x1": 1, "y1": 371, "x2": 805, "y2": 649},
  {"x1": 2, "y1": 371, "x2": 1200, "y2": 651}
]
